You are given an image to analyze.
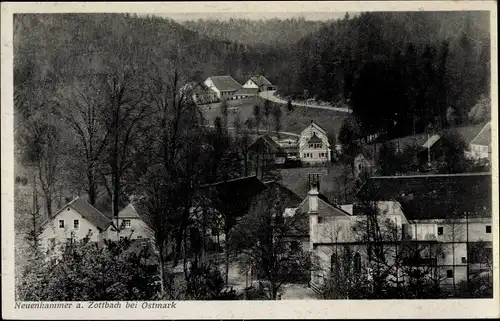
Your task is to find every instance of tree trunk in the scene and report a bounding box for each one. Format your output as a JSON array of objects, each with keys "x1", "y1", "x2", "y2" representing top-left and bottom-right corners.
[{"x1": 224, "y1": 239, "x2": 229, "y2": 285}]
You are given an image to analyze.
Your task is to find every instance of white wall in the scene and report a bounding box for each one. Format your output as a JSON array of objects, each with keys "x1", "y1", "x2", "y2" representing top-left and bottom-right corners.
[
  {"x1": 299, "y1": 124, "x2": 331, "y2": 162},
  {"x1": 470, "y1": 144, "x2": 489, "y2": 160},
  {"x1": 243, "y1": 79, "x2": 258, "y2": 89},
  {"x1": 41, "y1": 206, "x2": 101, "y2": 253},
  {"x1": 104, "y1": 217, "x2": 152, "y2": 241},
  {"x1": 204, "y1": 78, "x2": 222, "y2": 99}
]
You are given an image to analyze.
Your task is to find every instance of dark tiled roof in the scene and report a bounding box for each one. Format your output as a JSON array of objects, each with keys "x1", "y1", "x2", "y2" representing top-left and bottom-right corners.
[
  {"x1": 42, "y1": 197, "x2": 112, "y2": 231},
  {"x1": 447, "y1": 123, "x2": 487, "y2": 145},
  {"x1": 250, "y1": 75, "x2": 272, "y2": 87},
  {"x1": 470, "y1": 122, "x2": 491, "y2": 146},
  {"x1": 307, "y1": 133, "x2": 323, "y2": 144},
  {"x1": 208, "y1": 75, "x2": 242, "y2": 92},
  {"x1": 264, "y1": 181, "x2": 303, "y2": 208},
  {"x1": 355, "y1": 173, "x2": 492, "y2": 220},
  {"x1": 234, "y1": 88, "x2": 259, "y2": 96}
]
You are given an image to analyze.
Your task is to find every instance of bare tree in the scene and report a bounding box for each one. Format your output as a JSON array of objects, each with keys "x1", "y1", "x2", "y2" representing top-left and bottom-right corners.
[
  {"x1": 54, "y1": 76, "x2": 110, "y2": 205},
  {"x1": 231, "y1": 187, "x2": 311, "y2": 299},
  {"x1": 253, "y1": 104, "x2": 262, "y2": 133}
]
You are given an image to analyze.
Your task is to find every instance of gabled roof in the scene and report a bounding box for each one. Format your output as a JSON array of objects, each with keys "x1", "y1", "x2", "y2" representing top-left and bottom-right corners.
[
  {"x1": 447, "y1": 123, "x2": 486, "y2": 145},
  {"x1": 249, "y1": 75, "x2": 272, "y2": 87},
  {"x1": 355, "y1": 173, "x2": 492, "y2": 220},
  {"x1": 207, "y1": 75, "x2": 242, "y2": 92},
  {"x1": 249, "y1": 135, "x2": 282, "y2": 152},
  {"x1": 307, "y1": 133, "x2": 323, "y2": 144},
  {"x1": 470, "y1": 122, "x2": 491, "y2": 146},
  {"x1": 302, "y1": 120, "x2": 328, "y2": 136},
  {"x1": 42, "y1": 197, "x2": 112, "y2": 231},
  {"x1": 264, "y1": 181, "x2": 303, "y2": 208},
  {"x1": 234, "y1": 88, "x2": 259, "y2": 96},
  {"x1": 118, "y1": 203, "x2": 141, "y2": 219},
  {"x1": 299, "y1": 196, "x2": 351, "y2": 217}
]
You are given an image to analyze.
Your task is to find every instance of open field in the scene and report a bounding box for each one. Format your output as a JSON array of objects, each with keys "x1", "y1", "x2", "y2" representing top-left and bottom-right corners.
[{"x1": 199, "y1": 96, "x2": 350, "y2": 138}]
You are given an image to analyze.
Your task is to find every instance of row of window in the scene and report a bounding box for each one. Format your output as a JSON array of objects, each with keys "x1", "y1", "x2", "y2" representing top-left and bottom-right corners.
[
  {"x1": 303, "y1": 152, "x2": 328, "y2": 159},
  {"x1": 58, "y1": 219, "x2": 132, "y2": 229},
  {"x1": 308, "y1": 143, "x2": 323, "y2": 149},
  {"x1": 437, "y1": 225, "x2": 491, "y2": 235}
]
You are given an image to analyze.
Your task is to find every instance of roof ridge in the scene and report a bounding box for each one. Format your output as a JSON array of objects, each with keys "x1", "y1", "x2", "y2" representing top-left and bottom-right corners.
[{"x1": 470, "y1": 121, "x2": 491, "y2": 145}]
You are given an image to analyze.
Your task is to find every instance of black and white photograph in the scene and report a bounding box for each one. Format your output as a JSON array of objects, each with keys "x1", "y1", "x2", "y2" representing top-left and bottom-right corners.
[{"x1": 1, "y1": 1, "x2": 498, "y2": 319}]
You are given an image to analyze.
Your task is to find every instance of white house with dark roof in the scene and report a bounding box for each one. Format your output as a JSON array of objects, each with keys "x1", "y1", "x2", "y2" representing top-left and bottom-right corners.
[
  {"x1": 40, "y1": 197, "x2": 111, "y2": 254},
  {"x1": 204, "y1": 75, "x2": 242, "y2": 100},
  {"x1": 307, "y1": 173, "x2": 493, "y2": 292},
  {"x1": 103, "y1": 202, "x2": 152, "y2": 241},
  {"x1": 468, "y1": 122, "x2": 491, "y2": 162},
  {"x1": 299, "y1": 121, "x2": 331, "y2": 164},
  {"x1": 242, "y1": 75, "x2": 276, "y2": 92}
]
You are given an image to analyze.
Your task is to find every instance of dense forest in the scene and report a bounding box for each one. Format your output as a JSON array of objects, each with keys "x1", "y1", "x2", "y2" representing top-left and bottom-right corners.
[{"x1": 182, "y1": 17, "x2": 329, "y2": 46}]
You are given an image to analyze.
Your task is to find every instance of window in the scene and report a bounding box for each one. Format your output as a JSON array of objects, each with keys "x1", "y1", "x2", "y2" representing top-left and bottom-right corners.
[
  {"x1": 486, "y1": 225, "x2": 491, "y2": 233},
  {"x1": 461, "y1": 257, "x2": 467, "y2": 263},
  {"x1": 73, "y1": 219, "x2": 79, "y2": 229},
  {"x1": 446, "y1": 269, "x2": 453, "y2": 278},
  {"x1": 59, "y1": 220, "x2": 65, "y2": 228},
  {"x1": 437, "y1": 226, "x2": 443, "y2": 235},
  {"x1": 137, "y1": 236, "x2": 143, "y2": 239},
  {"x1": 317, "y1": 216, "x2": 324, "y2": 224},
  {"x1": 123, "y1": 220, "x2": 131, "y2": 229}
]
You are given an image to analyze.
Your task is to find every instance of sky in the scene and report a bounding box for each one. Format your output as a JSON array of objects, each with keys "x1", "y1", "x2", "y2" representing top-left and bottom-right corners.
[{"x1": 145, "y1": 12, "x2": 355, "y2": 22}]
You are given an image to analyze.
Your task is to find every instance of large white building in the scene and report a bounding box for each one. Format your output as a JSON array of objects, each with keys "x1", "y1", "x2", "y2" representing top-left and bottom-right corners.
[
  {"x1": 467, "y1": 122, "x2": 491, "y2": 162},
  {"x1": 306, "y1": 173, "x2": 493, "y2": 293},
  {"x1": 299, "y1": 121, "x2": 332, "y2": 165},
  {"x1": 203, "y1": 75, "x2": 242, "y2": 100}
]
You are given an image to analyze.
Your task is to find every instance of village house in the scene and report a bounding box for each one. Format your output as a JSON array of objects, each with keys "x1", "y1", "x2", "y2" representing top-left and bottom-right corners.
[
  {"x1": 467, "y1": 122, "x2": 491, "y2": 163},
  {"x1": 40, "y1": 197, "x2": 112, "y2": 254},
  {"x1": 249, "y1": 134, "x2": 288, "y2": 166},
  {"x1": 299, "y1": 121, "x2": 332, "y2": 165},
  {"x1": 306, "y1": 172, "x2": 492, "y2": 292},
  {"x1": 204, "y1": 75, "x2": 242, "y2": 100},
  {"x1": 242, "y1": 75, "x2": 276, "y2": 92},
  {"x1": 103, "y1": 202, "x2": 152, "y2": 241},
  {"x1": 181, "y1": 81, "x2": 219, "y2": 105}
]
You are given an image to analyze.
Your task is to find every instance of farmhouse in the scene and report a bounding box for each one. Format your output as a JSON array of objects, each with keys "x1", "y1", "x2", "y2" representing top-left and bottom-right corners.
[
  {"x1": 103, "y1": 202, "x2": 152, "y2": 241},
  {"x1": 306, "y1": 173, "x2": 493, "y2": 292},
  {"x1": 249, "y1": 134, "x2": 288, "y2": 165},
  {"x1": 242, "y1": 75, "x2": 276, "y2": 92},
  {"x1": 299, "y1": 121, "x2": 332, "y2": 165},
  {"x1": 40, "y1": 197, "x2": 111, "y2": 254},
  {"x1": 204, "y1": 75, "x2": 242, "y2": 100},
  {"x1": 467, "y1": 122, "x2": 491, "y2": 162}
]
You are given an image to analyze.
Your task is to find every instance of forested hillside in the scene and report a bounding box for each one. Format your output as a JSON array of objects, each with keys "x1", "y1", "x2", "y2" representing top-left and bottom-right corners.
[
  {"x1": 272, "y1": 11, "x2": 490, "y2": 139},
  {"x1": 181, "y1": 17, "x2": 330, "y2": 46}
]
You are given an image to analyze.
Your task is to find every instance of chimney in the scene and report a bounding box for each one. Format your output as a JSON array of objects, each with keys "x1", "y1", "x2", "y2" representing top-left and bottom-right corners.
[{"x1": 308, "y1": 182, "x2": 319, "y2": 214}]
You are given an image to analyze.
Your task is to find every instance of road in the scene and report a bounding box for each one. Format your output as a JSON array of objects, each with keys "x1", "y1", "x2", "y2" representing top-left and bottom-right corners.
[
  {"x1": 202, "y1": 125, "x2": 300, "y2": 138},
  {"x1": 259, "y1": 90, "x2": 352, "y2": 113}
]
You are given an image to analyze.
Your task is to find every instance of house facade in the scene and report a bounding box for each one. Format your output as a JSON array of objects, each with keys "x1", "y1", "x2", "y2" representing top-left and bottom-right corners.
[
  {"x1": 233, "y1": 88, "x2": 259, "y2": 100},
  {"x1": 204, "y1": 75, "x2": 242, "y2": 100},
  {"x1": 242, "y1": 75, "x2": 276, "y2": 92},
  {"x1": 40, "y1": 197, "x2": 111, "y2": 254},
  {"x1": 299, "y1": 121, "x2": 331, "y2": 165},
  {"x1": 467, "y1": 122, "x2": 491, "y2": 162},
  {"x1": 103, "y1": 203, "x2": 152, "y2": 241},
  {"x1": 307, "y1": 173, "x2": 493, "y2": 292}
]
